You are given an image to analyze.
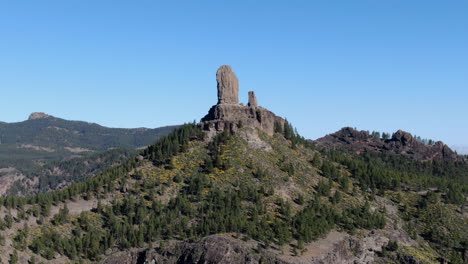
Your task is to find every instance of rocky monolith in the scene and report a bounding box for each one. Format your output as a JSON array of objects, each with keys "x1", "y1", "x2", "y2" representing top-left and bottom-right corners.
[
  {"x1": 217, "y1": 65, "x2": 239, "y2": 104},
  {"x1": 248, "y1": 91, "x2": 258, "y2": 107},
  {"x1": 201, "y1": 65, "x2": 285, "y2": 137}
]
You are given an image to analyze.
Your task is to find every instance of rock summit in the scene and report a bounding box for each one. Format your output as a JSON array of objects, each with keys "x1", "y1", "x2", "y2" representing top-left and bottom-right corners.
[
  {"x1": 216, "y1": 65, "x2": 239, "y2": 104},
  {"x1": 28, "y1": 112, "x2": 51, "y2": 120},
  {"x1": 201, "y1": 65, "x2": 285, "y2": 136},
  {"x1": 315, "y1": 127, "x2": 463, "y2": 162}
]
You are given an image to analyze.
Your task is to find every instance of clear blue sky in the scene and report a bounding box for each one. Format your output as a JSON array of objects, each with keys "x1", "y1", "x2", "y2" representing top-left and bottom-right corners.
[{"x1": 1, "y1": 1, "x2": 467, "y2": 149}]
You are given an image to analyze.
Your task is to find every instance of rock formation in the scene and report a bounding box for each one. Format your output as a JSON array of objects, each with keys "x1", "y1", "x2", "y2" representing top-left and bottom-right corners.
[
  {"x1": 315, "y1": 127, "x2": 463, "y2": 162},
  {"x1": 28, "y1": 112, "x2": 51, "y2": 120},
  {"x1": 201, "y1": 65, "x2": 285, "y2": 136},
  {"x1": 217, "y1": 65, "x2": 239, "y2": 104},
  {"x1": 248, "y1": 91, "x2": 258, "y2": 107},
  {"x1": 102, "y1": 232, "x2": 394, "y2": 264},
  {"x1": 103, "y1": 235, "x2": 287, "y2": 264}
]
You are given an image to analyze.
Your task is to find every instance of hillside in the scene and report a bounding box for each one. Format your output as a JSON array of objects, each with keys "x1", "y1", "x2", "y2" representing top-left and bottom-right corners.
[
  {"x1": 0, "y1": 113, "x2": 177, "y2": 196},
  {"x1": 0, "y1": 124, "x2": 466, "y2": 264},
  {"x1": 0, "y1": 112, "x2": 177, "y2": 152},
  {"x1": 0, "y1": 66, "x2": 466, "y2": 264}
]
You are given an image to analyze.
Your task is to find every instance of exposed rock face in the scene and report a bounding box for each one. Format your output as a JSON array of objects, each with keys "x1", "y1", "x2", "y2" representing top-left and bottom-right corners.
[
  {"x1": 201, "y1": 65, "x2": 285, "y2": 137},
  {"x1": 103, "y1": 235, "x2": 286, "y2": 264},
  {"x1": 217, "y1": 65, "x2": 239, "y2": 104},
  {"x1": 315, "y1": 127, "x2": 463, "y2": 162},
  {"x1": 202, "y1": 104, "x2": 285, "y2": 136},
  {"x1": 28, "y1": 112, "x2": 51, "y2": 120},
  {"x1": 103, "y1": 232, "x2": 402, "y2": 264},
  {"x1": 248, "y1": 91, "x2": 258, "y2": 107}
]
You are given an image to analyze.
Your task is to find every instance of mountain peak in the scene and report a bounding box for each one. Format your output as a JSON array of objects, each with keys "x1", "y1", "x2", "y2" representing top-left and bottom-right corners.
[
  {"x1": 28, "y1": 112, "x2": 52, "y2": 120},
  {"x1": 316, "y1": 127, "x2": 463, "y2": 162},
  {"x1": 201, "y1": 65, "x2": 285, "y2": 137}
]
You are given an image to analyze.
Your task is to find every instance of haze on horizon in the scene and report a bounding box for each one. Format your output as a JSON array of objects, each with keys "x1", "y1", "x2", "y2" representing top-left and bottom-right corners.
[{"x1": 0, "y1": 1, "x2": 467, "y2": 147}]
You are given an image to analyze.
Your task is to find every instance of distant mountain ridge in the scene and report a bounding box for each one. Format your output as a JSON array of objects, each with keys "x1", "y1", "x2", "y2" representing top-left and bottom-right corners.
[
  {"x1": 315, "y1": 127, "x2": 464, "y2": 162},
  {"x1": 0, "y1": 112, "x2": 177, "y2": 151},
  {"x1": 0, "y1": 112, "x2": 178, "y2": 196}
]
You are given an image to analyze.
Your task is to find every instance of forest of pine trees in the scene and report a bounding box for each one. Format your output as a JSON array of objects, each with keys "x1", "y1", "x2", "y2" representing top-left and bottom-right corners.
[{"x1": 0, "y1": 122, "x2": 466, "y2": 262}]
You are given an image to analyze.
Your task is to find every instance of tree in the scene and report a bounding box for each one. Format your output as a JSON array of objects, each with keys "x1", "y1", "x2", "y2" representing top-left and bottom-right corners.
[
  {"x1": 28, "y1": 256, "x2": 36, "y2": 264},
  {"x1": 316, "y1": 180, "x2": 331, "y2": 196},
  {"x1": 310, "y1": 154, "x2": 321, "y2": 167},
  {"x1": 385, "y1": 240, "x2": 398, "y2": 251},
  {"x1": 4, "y1": 215, "x2": 13, "y2": 228},
  {"x1": 9, "y1": 250, "x2": 18, "y2": 264},
  {"x1": 371, "y1": 131, "x2": 381, "y2": 138},
  {"x1": 52, "y1": 205, "x2": 69, "y2": 225},
  {"x1": 274, "y1": 121, "x2": 283, "y2": 134},
  {"x1": 381, "y1": 133, "x2": 390, "y2": 140},
  {"x1": 283, "y1": 120, "x2": 295, "y2": 140}
]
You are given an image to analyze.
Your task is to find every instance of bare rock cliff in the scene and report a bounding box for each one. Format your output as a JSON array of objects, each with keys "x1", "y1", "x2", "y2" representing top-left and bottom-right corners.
[
  {"x1": 217, "y1": 65, "x2": 239, "y2": 104},
  {"x1": 103, "y1": 235, "x2": 287, "y2": 264},
  {"x1": 201, "y1": 65, "x2": 285, "y2": 136}
]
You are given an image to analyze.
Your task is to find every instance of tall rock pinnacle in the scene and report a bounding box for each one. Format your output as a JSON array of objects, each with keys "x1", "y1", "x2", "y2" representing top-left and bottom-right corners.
[
  {"x1": 217, "y1": 65, "x2": 239, "y2": 104},
  {"x1": 248, "y1": 91, "x2": 258, "y2": 107},
  {"x1": 202, "y1": 65, "x2": 285, "y2": 137}
]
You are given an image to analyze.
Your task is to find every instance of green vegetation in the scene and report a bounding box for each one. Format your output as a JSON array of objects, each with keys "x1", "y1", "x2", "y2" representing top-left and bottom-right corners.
[
  {"x1": 325, "y1": 150, "x2": 468, "y2": 201},
  {"x1": 26, "y1": 175, "x2": 385, "y2": 261},
  {"x1": 0, "y1": 117, "x2": 177, "y2": 195},
  {"x1": 0, "y1": 122, "x2": 466, "y2": 263},
  {"x1": 0, "y1": 117, "x2": 177, "y2": 151},
  {"x1": 318, "y1": 148, "x2": 467, "y2": 263}
]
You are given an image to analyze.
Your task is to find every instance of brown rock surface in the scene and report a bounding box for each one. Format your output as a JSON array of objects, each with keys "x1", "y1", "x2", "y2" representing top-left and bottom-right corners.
[
  {"x1": 217, "y1": 65, "x2": 239, "y2": 104},
  {"x1": 315, "y1": 127, "x2": 463, "y2": 162},
  {"x1": 248, "y1": 91, "x2": 258, "y2": 107},
  {"x1": 201, "y1": 104, "x2": 285, "y2": 136},
  {"x1": 28, "y1": 112, "x2": 51, "y2": 120},
  {"x1": 202, "y1": 65, "x2": 285, "y2": 137},
  {"x1": 103, "y1": 235, "x2": 286, "y2": 264}
]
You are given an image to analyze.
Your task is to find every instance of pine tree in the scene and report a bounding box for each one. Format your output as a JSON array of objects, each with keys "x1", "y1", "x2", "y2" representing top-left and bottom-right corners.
[{"x1": 9, "y1": 250, "x2": 18, "y2": 264}]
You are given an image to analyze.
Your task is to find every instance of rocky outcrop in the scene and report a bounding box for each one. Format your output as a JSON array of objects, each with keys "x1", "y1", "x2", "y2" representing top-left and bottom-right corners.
[
  {"x1": 307, "y1": 232, "x2": 389, "y2": 264},
  {"x1": 201, "y1": 104, "x2": 285, "y2": 136},
  {"x1": 201, "y1": 65, "x2": 285, "y2": 137},
  {"x1": 217, "y1": 65, "x2": 239, "y2": 104},
  {"x1": 315, "y1": 127, "x2": 463, "y2": 162},
  {"x1": 103, "y1": 232, "x2": 399, "y2": 264},
  {"x1": 103, "y1": 235, "x2": 287, "y2": 264},
  {"x1": 248, "y1": 91, "x2": 258, "y2": 107},
  {"x1": 28, "y1": 112, "x2": 51, "y2": 120},
  {"x1": 386, "y1": 130, "x2": 460, "y2": 161}
]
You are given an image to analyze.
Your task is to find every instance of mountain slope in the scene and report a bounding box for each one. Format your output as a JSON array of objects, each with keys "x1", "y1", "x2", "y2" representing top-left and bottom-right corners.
[
  {"x1": 0, "y1": 124, "x2": 466, "y2": 264},
  {"x1": 0, "y1": 113, "x2": 178, "y2": 196},
  {"x1": 0, "y1": 66, "x2": 466, "y2": 264},
  {"x1": 0, "y1": 112, "x2": 177, "y2": 152}
]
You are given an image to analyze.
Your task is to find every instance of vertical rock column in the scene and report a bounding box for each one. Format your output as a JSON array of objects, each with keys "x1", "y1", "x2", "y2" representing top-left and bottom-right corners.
[
  {"x1": 248, "y1": 91, "x2": 258, "y2": 107},
  {"x1": 217, "y1": 65, "x2": 239, "y2": 104}
]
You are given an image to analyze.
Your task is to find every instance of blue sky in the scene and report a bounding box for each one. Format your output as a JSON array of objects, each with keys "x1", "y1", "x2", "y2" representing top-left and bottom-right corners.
[{"x1": 0, "y1": 1, "x2": 467, "y2": 149}]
